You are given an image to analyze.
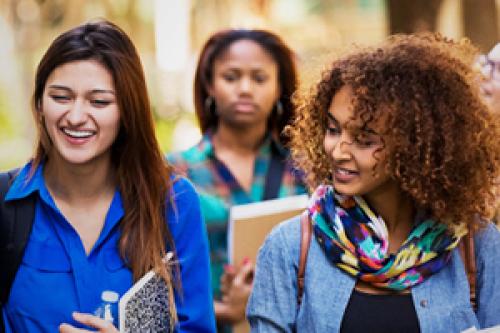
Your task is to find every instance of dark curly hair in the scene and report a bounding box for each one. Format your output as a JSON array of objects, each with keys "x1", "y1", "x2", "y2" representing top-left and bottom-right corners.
[{"x1": 288, "y1": 33, "x2": 500, "y2": 228}]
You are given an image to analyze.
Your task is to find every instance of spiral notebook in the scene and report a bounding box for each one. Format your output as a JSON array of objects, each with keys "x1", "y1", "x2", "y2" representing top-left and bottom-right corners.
[{"x1": 118, "y1": 253, "x2": 174, "y2": 333}]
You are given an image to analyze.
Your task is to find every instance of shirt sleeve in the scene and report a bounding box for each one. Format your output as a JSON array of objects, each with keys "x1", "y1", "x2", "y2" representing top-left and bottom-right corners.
[
  {"x1": 475, "y1": 223, "x2": 500, "y2": 328},
  {"x1": 167, "y1": 177, "x2": 216, "y2": 333},
  {"x1": 246, "y1": 221, "x2": 299, "y2": 333}
]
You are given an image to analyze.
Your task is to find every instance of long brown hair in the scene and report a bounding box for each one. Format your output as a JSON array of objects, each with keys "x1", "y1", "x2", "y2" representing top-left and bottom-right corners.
[
  {"x1": 32, "y1": 20, "x2": 178, "y2": 297},
  {"x1": 194, "y1": 29, "x2": 298, "y2": 143}
]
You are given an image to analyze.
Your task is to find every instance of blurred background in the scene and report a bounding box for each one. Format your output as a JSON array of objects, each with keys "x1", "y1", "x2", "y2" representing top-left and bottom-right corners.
[{"x1": 0, "y1": 0, "x2": 498, "y2": 170}]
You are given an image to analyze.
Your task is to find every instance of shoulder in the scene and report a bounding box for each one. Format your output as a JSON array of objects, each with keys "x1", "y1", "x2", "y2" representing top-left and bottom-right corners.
[
  {"x1": 258, "y1": 215, "x2": 302, "y2": 266},
  {"x1": 166, "y1": 175, "x2": 205, "y2": 236},
  {"x1": 166, "y1": 141, "x2": 207, "y2": 166},
  {"x1": 474, "y1": 222, "x2": 500, "y2": 260},
  {"x1": 267, "y1": 215, "x2": 301, "y2": 245},
  {"x1": 169, "y1": 175, "x2": 199, "y2": 207}
]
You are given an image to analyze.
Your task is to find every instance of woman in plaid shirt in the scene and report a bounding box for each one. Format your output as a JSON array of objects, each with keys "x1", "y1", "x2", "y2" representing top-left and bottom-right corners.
[{"x1": 167, "y1": 29, "x2": 306, "y2": 331}]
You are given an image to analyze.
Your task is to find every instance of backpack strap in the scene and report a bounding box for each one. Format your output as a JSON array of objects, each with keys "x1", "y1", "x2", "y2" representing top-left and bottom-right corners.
[
  {"x1": 297, "y1": 211, "x2": 312, "y2": 306},
  {"x1": 458, "y1": 229, "x2": 477, "y2": 312},
  {"x1": 0, "y1": 169, "x2": 36, "y2": 305},
  {"x1": 262, "y1": 142, "x2": 287, "y2": 201}
]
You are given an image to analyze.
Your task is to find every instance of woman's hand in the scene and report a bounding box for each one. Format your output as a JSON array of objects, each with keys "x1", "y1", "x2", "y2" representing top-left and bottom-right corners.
[
  {"x1": 59, "y1": 312, "x2": 119, "y2": 333},
  {"x1": 215, "y1": 258, "x2": 254, "y2": 324}
]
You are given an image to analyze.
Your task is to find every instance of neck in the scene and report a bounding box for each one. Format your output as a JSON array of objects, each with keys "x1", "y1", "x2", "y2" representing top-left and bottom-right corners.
[
  {"x1": 44, "y1": 154, "x2": 116, "y2": 204},
  {"x1": 364, "y1": 182, "x2": 414, "y2": 234},
  {"x1": 212, "y1": 122, "x2": 268, "y2": 153}
]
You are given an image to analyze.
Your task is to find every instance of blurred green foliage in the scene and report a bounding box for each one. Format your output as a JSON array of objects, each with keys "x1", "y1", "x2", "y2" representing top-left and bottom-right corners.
[{"x1": 0, "y1": 88, "x2": 14, "y2": 141}]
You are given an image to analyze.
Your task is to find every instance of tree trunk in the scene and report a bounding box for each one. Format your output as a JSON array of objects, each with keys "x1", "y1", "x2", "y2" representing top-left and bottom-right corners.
[
  {"x1": 387, "y1": 0, "x2": 444, "y2": 33},
  {"x1": 462, "y1": 0, "x2": 498, "y2": 52}
]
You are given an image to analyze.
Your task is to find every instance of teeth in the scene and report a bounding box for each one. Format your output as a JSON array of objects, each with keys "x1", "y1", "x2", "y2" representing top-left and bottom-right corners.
[
  {"x1": 63, "y1": 128, "x2": 94, "y2": 138},
  {"x1": 337, "y1": 168, "x2": 355, "y2": 175}
]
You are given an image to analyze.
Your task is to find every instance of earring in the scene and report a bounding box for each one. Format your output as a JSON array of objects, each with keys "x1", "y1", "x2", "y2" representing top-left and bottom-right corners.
[
  {"x1": 276, "y1": 100, "x2": 284, "y2": 117},
  {"x1": 205, "y1": 96, "x2": 216, "y2": 115}
]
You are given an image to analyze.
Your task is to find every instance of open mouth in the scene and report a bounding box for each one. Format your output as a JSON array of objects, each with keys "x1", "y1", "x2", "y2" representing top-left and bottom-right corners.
[
  {"x1": 61, "y1": 128, "x2": 96, "y2": 139},
  {"x1": 334, "y1": 167, "x2": 359, "y2": 183},
  {"x1": 335, "y1": 167, "x2": 358, "y2": 176}
]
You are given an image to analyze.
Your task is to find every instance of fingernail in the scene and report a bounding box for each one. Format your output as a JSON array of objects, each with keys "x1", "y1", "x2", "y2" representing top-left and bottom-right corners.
[
  {"x1": 242, "y1": 257, "x2": 250, "y2": 265},
  {"x1": 224, "y1": 264, "x2": 234, "y2": 272}
]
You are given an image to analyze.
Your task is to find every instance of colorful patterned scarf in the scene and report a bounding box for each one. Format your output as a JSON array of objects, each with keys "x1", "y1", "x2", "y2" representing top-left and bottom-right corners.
[{"x1": 308, "y1": 185, "x2": 465, "y2": 290}]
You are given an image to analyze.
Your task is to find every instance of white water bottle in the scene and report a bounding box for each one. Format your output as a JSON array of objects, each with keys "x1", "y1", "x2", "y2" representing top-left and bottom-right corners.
[{"x1": 94, "y1": 290, "x2": 119, "y2": 324}]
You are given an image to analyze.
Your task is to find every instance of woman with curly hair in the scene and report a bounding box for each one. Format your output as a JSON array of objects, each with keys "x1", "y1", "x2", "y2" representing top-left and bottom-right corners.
[{"x1": 247, "y1": 34, "x2": 500, "y2": 332}]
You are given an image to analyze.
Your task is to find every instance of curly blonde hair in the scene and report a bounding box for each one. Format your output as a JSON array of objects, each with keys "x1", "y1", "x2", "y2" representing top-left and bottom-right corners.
[{"x1": 288, "y1": 33, "x2": 500, "y2": 228}]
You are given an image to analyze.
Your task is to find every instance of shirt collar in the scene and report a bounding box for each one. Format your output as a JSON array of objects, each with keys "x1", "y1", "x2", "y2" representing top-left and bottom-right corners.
[
  {"x1": 6, "y1": 161, "x2": 125, "y2": 232},
  {"x1": 5, "y1": 161, "x2": 43, "y2": 202}
]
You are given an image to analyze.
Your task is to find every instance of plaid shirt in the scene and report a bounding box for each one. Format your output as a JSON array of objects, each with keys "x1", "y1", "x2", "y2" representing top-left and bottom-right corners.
[{"x1": 167, "y1": 133, "x2": 307, "y2": 297}]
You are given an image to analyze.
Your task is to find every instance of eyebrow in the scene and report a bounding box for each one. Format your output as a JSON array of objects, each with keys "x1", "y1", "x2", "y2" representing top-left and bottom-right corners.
[
  {"x1": 327, "y1": 112, "x2": 378, "y2": 135},
  {"x1": 326, "y1": 112, "x2": 340, "y2": 126},
  {"x1": 47, "y1": 85, "x2": 115, "y2": 95}
]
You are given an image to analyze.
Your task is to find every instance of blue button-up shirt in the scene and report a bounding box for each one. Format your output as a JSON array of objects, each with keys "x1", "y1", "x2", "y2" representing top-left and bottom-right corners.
[{"x1": 2, "y1": 163, "x2": 216, "y2": 332}]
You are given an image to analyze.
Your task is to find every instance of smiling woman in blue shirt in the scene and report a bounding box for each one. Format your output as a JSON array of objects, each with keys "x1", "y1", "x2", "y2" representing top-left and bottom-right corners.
[
  {"x1": 0, "y1": 21, "x2": 215, "y2": 333},
  {"x1": 247, "y1": 34, "x2": 500, "y2": 332}
]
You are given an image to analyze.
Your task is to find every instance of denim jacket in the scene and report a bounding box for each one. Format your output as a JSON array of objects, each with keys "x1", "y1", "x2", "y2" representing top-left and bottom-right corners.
[{"x1": 247, "y1": 216, "x2": 500, "y2": 333}]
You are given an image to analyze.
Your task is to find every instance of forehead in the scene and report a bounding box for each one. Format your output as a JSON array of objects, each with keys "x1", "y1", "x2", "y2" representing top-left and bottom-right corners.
[
  {"x1": 327, "y1": 85, "x2": 354, "y2": 124},
  {"x1": 214, "y1": 39, "x2": 277, "y2": 70},
  {"x1": 327, "y1": 85, "x2": 387, "y2": 131},
  {"x1": 46, "y1": 60, "x2": 115, "y2": 90}
]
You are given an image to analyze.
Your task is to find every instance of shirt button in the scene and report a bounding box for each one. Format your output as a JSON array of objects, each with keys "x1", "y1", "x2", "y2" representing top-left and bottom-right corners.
[{"x1": 420, "y1": 299, "x2": 428, "y2": 308}]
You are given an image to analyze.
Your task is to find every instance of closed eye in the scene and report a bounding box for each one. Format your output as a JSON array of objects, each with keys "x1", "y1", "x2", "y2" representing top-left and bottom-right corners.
[
  {"x1": 50, "y1": 95, "x2": 71, "y2": 103},
  {"x1": 222, "y1": 73, "x2": 238, "y2": 82},
  {"x1": 91, "y1": 99, "x2": 112, "y2": 107},
  {"x1": 253, "y1": 73, "x2": 268, "y2": 84},
  {"x1": 326, "y1": 126, "x2": 340, "y2": 135}
]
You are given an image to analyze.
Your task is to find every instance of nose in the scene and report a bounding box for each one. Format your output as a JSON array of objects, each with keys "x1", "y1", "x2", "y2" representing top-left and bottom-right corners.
[
  {"x1": 66, "y1": 99, "x2": 87, "y2": 126},
  {"x1": 331, "y1": 136, "x2": 352, "y2": 162},
  {"x1": 239, "y1": 77, "x2": 252, "y2": 94}
]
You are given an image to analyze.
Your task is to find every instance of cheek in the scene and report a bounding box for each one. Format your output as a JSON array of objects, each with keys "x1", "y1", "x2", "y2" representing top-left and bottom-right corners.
[
  {"x1": 369, "y1": 151, "x2": 390, "y2": 179},
  {"x1": 102, "y1": 110, "x2": 121, "y2": 133},
  {"x1": 323, "y1": 136, "x2": 334, "y2": 155}
]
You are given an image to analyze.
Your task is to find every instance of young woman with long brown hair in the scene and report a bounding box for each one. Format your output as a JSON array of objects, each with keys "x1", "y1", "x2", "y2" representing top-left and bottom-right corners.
[{"x1": 0, "y1": 20, "x2": 214, "y2": 332}]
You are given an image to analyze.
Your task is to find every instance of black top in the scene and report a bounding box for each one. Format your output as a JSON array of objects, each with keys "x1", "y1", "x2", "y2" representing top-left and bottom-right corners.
[{"x1": 340, "y1": 289, "x2": 420, "y2": 333}]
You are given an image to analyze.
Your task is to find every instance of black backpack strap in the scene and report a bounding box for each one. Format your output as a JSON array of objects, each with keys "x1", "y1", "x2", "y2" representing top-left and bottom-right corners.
[
  {"x1": 0, "y1": 168, "x2": 36, "y2": 331},
  {"x1": 262, "y1": 143, "x2": 287, "y2": 201}
]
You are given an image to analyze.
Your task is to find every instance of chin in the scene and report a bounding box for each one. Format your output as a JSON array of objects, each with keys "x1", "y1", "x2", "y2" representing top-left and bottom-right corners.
[
  {"x1": 333, "y1": 185, "x2": 359, "y2": 197},
  {"x1": 54, "y1": 149, "x2": 105, "y2": 167}
]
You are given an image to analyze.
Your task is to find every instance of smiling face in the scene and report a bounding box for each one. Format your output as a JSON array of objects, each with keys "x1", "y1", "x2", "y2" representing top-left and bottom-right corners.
[
  {"x1": 40, "y1": 60, "x2": 120, "y2": 167},
  {"x1": 324, "y1": 86, "x2": 398, "y2": 200},
  {"x1": 208, "y1": 39, "x2": 280, "y2": 130}
]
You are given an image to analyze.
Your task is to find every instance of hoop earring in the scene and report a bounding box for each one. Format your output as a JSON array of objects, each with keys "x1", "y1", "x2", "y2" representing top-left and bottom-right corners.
[
  {"x1": 276, "y1": 100, "x2": 284, "y2": 117},
  {"x1": 205, "y1": 96, "x2": 216, "y2": 115}
]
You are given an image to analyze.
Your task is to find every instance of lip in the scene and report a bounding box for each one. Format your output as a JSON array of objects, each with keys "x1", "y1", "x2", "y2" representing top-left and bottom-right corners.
[
  {"x1": 333, "y1": 167, "x2": 359, "y2": 183},
  {"x1": 60, "y1": 127, "x2": 96, "y2": 146},
  {"x1": 233, "y1": 101, "x2": 257, "y2": 113}
]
